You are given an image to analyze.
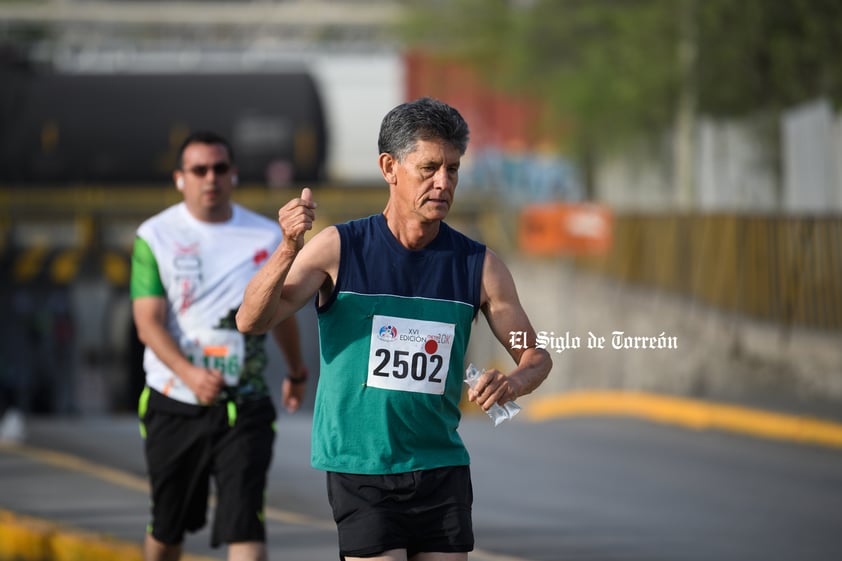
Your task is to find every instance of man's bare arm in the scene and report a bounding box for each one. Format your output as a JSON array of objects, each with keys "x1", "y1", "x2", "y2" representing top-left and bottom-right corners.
[
  {"x1": 237, "y1": 189, "x2": 340, "y2": 335},
  {"x1": 468, "y1": 250, "x2": 552, "y2": 411},
  {"x1": 271, "y1": 315, "x2": 308, "y2": 413},
  {"x1": 133, "y1": 296, "x2": 224, "y2": 403}
]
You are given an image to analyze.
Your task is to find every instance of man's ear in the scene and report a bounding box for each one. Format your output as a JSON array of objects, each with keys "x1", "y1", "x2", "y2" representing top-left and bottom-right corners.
[{"x1": 378, "y1": 153, "x2": 398, "y2": 185}]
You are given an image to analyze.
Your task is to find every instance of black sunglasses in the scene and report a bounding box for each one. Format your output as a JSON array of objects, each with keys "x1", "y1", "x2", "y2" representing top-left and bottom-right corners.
[{"x1": 185, "y1": 162, "x2": 232, "y2": 177}]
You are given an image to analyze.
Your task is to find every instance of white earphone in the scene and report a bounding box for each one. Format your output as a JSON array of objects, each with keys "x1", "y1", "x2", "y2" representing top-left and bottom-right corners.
[
  {"x1": 232, "y1": 174, "x2": 238, "y2": 186},
  {"x1": 177, "y1": 177, "x2": 185, "y2": 189}
]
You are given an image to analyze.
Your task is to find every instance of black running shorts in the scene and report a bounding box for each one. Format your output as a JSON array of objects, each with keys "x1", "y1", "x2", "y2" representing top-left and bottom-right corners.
[
  {"x1": 326, "y1": 465, "x2": 474, "y2": 559},
  {"x1": 142, "y1": 388, "x2": 276, "y2": 547}
]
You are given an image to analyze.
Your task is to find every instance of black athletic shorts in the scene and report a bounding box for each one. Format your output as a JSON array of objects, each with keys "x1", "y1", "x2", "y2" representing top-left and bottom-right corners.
[
  {"x1": 326, "y1": 465, "x2": 474, "y2": 559},
  {"x1": 141, "y1": 387, "x2": 276, "y2": 547}
]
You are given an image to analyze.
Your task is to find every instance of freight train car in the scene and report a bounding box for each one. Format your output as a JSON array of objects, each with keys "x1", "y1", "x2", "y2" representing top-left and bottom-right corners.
[{"x1": 0, "y1": 68, "x2": 327, "y2": 186}]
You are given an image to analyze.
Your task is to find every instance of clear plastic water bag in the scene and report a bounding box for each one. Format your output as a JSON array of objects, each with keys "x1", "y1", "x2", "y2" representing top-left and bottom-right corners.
[{"x1": 464, "y1": 363, "x2": 521, "y2": 427}]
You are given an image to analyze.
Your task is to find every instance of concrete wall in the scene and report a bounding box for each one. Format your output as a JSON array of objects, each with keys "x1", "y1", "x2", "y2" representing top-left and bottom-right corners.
[{"x1": 466, "y1": 258, "x2": 842, "y2": 414}]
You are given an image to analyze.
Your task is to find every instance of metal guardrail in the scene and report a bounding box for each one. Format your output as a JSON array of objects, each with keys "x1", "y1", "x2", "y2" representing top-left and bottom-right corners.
[
  {"x1": 0, "y1": 1, "x2": 403, "y2": 28},
  {"x1": 0, "y1": 185, "x2": 509, "y2": 286},
  {"x1": 575, "y1": 213, "x2": 842, "y2": 331},
  {"x1": 0, "y1": 185, "x2": 354, "y2": 218},
  {"x1": 8, "y1": 189, "x2": 836, "y2": 332}
]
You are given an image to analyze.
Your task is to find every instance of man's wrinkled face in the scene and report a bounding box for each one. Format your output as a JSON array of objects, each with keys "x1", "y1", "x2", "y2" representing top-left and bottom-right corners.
[{"x1": 392, "y1": 138, "x2": 461, "y2": 223}]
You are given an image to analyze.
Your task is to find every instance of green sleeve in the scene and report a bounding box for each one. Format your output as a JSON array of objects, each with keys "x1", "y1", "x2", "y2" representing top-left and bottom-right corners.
[{"x1": 130, "y1": 236, "x2": 165, "y2": 299}]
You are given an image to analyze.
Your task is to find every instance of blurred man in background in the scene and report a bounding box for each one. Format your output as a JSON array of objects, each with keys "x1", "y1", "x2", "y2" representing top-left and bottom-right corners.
[{"x1": 131, "y1": 131, "x2": 308, "y2": 561}]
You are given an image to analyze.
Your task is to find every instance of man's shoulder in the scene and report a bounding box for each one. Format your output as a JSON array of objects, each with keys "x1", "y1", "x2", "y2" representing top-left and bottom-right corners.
[
  {"x1": 233, "y1": 204, "x2": 281, "y2": 231},
  {"x1": 334, "y1": 214, "x2": 378, "y2": 237},
  {"x1": 441, "y1": 220, "x2": 486, "y2": 251},
  {"x1": 342, "y1": 213, "x2": 379, "y2": 227},
  {"x1": 137, "y1": 203, "x2": 185, "y2": 235}
]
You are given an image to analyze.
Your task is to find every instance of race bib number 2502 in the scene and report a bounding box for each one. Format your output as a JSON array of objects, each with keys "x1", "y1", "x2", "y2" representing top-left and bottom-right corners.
[{"x1": 366, "y1": 315, "x2": 455, "y2": 395}]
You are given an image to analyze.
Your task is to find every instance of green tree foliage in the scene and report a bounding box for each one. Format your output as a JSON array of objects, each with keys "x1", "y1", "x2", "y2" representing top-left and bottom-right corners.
[
  {"x1": 696, "y1": 0, "x2": 842, "y2": 116},
  {"x1": 401, "y1": 0, "x2": 841, "y2": 152}
]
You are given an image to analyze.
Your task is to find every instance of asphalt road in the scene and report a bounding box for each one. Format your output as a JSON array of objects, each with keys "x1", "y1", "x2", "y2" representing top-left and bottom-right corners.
[{"x1": 3, "y1": 408, "x2": 842, "y2": 561}]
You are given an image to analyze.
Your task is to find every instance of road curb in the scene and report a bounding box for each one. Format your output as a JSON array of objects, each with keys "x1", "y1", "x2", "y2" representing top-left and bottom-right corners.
[
  {"x1": 0, "y1": 509, "x2": 217, "y2": 561},
  {"x1": 525, "y1": 391, "x2": 842, "y2": 449},
  {"x1": 0, "y1": 508, "x2": 144, "y2": 561}
]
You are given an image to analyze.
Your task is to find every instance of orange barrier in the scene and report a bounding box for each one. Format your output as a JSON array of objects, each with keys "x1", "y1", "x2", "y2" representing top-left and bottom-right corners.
[{"x1": 518, "y1": 203, "x2": 613, "y2": 256}]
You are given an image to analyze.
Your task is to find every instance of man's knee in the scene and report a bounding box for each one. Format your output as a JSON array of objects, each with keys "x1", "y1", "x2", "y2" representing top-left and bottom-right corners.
[
  {"x1": 144, "y1": 533, "x2": 182, "y2": 561},
  {"x1": 227, "y1": 541, "x2": 268, "y2": 561}
]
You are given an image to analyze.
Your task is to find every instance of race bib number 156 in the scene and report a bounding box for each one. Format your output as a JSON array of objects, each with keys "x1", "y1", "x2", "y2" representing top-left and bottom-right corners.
[
  {"x1": 366, "y1": 315, "x2": 455, "y2": 395},
  {"x1": 181, "y1": 328, "x2": 245, "y2": 387}
]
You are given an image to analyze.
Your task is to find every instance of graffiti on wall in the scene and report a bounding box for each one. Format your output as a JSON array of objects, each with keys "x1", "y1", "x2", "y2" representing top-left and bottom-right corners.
[{"x1": 461, "y1": 147, "x2": 583, "y2": 203}]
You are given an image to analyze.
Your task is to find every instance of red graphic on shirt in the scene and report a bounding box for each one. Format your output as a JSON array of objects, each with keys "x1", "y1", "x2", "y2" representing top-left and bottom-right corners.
[
  {"x1": 179, "y1": 278, "x2": 194, "y2": 313},
  {"x1": 425, "y1": 339, "x2": 438, "y2": 354},
  {"x1": 173, "y1": 242, "x2": 201, "y2": 314},
  {"x1": 253, "y1": 248, "x2": 269, "y2": 265}
]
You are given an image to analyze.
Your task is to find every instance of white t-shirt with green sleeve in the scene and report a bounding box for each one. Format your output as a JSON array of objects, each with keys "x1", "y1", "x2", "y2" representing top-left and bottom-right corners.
[{"x1": 131, "y1": 202, "x2": 282, "y2": 405}]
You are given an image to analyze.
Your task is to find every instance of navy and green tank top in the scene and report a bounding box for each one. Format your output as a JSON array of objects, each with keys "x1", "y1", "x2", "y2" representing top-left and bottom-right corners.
[{"x1": 311, "y1": 213, "x2": 486, "y2": 474}]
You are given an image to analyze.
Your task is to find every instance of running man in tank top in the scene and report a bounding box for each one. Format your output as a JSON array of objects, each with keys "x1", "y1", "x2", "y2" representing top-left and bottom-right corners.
[{"x1": 237, "y1": 98, "x2": 552, "y2": 561}]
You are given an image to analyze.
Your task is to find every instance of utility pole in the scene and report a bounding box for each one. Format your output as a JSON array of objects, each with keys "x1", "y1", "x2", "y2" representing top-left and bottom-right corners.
[{"x1": 674, "y1": 0, "x2": 697, "y2": 210}]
